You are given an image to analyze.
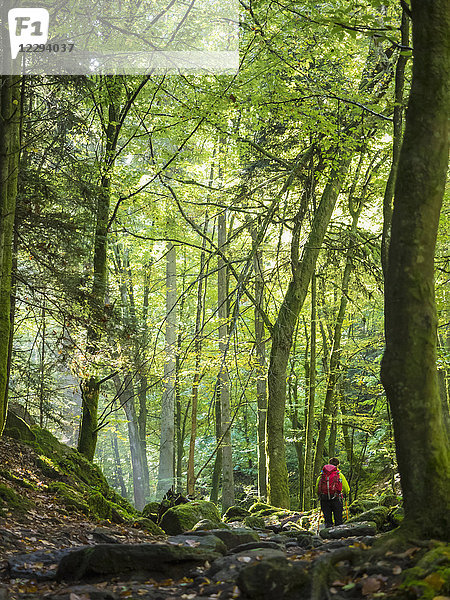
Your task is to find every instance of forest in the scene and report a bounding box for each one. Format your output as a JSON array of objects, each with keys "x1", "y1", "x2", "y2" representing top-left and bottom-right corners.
[{"x1": 0, "y1": 0, "x2": 449, "y2": 598}]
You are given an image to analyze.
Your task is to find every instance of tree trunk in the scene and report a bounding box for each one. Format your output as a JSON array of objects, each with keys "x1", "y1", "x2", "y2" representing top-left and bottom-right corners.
[
  {"x1": 157, "y1": 241, "x2": 177, "y2": 498},
  {"x1": 114, "y1": 374, "x2": 147, "y2": 510},
  {"x1": 253, "y1": 242, "x2": 267, "y2": 499},
  {"x1": 111, "y1": 426, "x2": 128, "y2": 499},
  {"x1": 381, "y1": 11, "x2": 410, "y2": 277},
  {"x1": 187, "y1": 221, "x2": 208, "y2": 496},
  {"x1": 78, "y1": 78, "x2": 120, "y2": 460},
  {"x1": 0, "y1": 75, "x2": 20, "y2": 433},
  {"x1": 218, "y1": 210, "x2": 234, "y2": 512},
  {"x1": 303, "y1": 272, "x2": 317, "y2": 509},
  {"x1": 266, "y1": 161, "x2": 350, "y2": 508},
  {"x1": 380, "y1": 0, "x2": 449, "y2": 539}
]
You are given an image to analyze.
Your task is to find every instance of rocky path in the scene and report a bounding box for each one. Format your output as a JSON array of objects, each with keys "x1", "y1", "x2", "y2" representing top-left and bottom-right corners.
[{"x1": 1, "y1": 519, "x2": 424, "y2": 600}]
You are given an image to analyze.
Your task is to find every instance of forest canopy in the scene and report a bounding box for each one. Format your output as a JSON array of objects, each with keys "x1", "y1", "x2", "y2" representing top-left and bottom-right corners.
[{"x1": 0, "y1": 0, "x2": 448, "y2": 540}]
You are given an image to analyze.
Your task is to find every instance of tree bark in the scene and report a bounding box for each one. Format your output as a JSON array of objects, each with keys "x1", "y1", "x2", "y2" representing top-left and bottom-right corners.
[
  {"x1": 253, "y1": 241, "x2": 267, "y2": 499},
  {"x1": 266, "y1": 161, "x2": 350, "y2": 508},
  {"x1": 0, "y1": 74, "x2": 20, "y2": 433},
  {"x1": 218, "y1": 210, "x2": 234, "y2": 512},
  {"x1": 157, "y1": 241, "x2": 177, "y2": 497},
  {"x1": 78, "y1": 77, "x2": 121, "y2": 460},
  {"x1": 380, "y1": 0, "x2": 449, "y2": 539},
  {"x1": 303, "y1": 272, "x2": 316, "y2": 510}
]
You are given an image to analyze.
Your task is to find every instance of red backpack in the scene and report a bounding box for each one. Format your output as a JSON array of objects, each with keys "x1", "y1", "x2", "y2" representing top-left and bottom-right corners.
[{"x1": 319, "y1": 464, "x2": 343, "y2": 498}]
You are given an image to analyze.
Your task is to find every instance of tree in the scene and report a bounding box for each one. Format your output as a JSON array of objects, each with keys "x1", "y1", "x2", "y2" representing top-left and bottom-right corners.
[
  {"x1": 380, "y1": 0, "x2": 449, "y2": 539},
  {"x1": 0, "y1": 74, "x2": 20, "y2": 433}
]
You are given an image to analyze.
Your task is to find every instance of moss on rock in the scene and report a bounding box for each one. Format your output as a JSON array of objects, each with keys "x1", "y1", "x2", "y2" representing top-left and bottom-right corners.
[
  {"x1": 223, "y1": 505, "x2": 251, "y2": 522},
  {"x1": 249, "y1": 502, "x2": 274, "y2": 514},
  {"x1": 0, "y1": 483, "x2": 34, "y2": 513},
  {"x1": 400, "y1": 543, "x2": 450, "y2": 600},
  {"x1": 346, "y1": 505, "x2": 389, "y2": 529},
  {"x1": 48, "y1": 482, "x2": 89, "y2": 514},
  {"x1": 244, "y1": 515, "x2": 265, "y2": 529},
  {"x1": 159, "y1": 501, "x2": 222, "y2": 535},
  {"x1": 142, "y1": 501, "x2": 160, "y2": 520},
  {"x1": 132, "y1": 517, "x2": 165, "y2": 536},
  {"x1": 3, "y1": 412, "x2": 36, "y2": 443}
]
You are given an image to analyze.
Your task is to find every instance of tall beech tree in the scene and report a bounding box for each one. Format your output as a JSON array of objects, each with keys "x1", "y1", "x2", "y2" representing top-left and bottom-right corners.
[
  {"x1": 380, "y1": 0, "x2": 449, "y2": 539},
  {"x1": 0, "y1": 74, "x2": 20, "y2": 433}
]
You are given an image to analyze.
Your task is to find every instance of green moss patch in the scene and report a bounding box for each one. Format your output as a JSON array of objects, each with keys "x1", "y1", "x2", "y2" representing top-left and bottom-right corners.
[
  {"x1": 400, "y1": 543, "x2": 450, "y2": 599},
  {"x1": 159, "y1": 500, "x2": 222, "y2": 535},
  {"x1": 0, "y1": 483, "x2": 34, "y2": 513},
  {"x1": 48, "y1": 482, "x2": 89, "y2": 514}
]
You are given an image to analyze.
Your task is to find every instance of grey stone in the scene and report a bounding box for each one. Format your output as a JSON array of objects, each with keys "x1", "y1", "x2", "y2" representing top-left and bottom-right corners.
[
  {"x1": 319, "y1": 521, "x2": 377, "y2": 539},
  {"x1": 188, "y1": 527, "x2": 260, "y2": 550},
  {"x1": 229, "y1": 540, "x2": 284, "y2": 554},
  {"x1": 167, "y1": 533, "x2": 227, "y2": 554},
  {"x1": 237, "y1": 555, "x2": 310, "y2": 600},
  {"x1": 207, "y1": 548, "x2": 286, "y2": 582},
  {"x1": 56, "y1": 542, "x2": 222, "y2": 582}
]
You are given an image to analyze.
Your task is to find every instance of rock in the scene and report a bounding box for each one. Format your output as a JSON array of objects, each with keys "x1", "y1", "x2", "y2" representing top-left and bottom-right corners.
[
  {"x1": 207, "y1": 548, "x2": 287, "y2": 582},
  {"x1": 187, "y1": 527, "x2": 260, "y2": 550},
  {"x1": 142, "y1": 501, "x2": 160, "y2": 519},
  {"x1": 223, "y1": 505, "x2": 251, "y2": 521},
  {"x1": 389, "y1": 507, "x2": 405, "y2": 526},
  {"x1": 229, "y1": 540, "x2": 284, "y2": 554},
  {"x1": 348, "y1": 498, "x2": 380, "y2": 515},
  {"x1": 191, "y1": 519, "x2": 230, "y2": 531},
  {"x1": 0, "y1": 586, "x2": 8, "y2": 600},
  {"x1": 159, "y1": 500, "x2": 222, "y2": 535},
  {"x1": 167, "y1": 533, "x2": 227, "y2": 554},
  {"x1": 8, "y1": 548, "x2": 74, "y2": 580},
  {"x1": 237, "y1": 555, "x2": 310, "y2": 599},
  {"x1": 319, "y1": 521, "x2": 377, "y2": 539},
  {"x1": 56, "y1": 542, "x2": 222, "y2": 582},
  {"x1": 132, "y1": 517, "x2": 165, "y2": 535},
  {"x1": 278, "y1": 531, "x2": 323, "y2": 549},
  {"x1": 249, "y1": 502, "x2": 275, "y2": 514},
  {"x1": 3, "y1": 410, "x2": 36, "y2": 442},
  {"x1": 244, "y1": 515, "x2": 265, "y2": 529},
  {"x1": 48, "y1": 585, "x2": 118, "y2": 600},
  {"x1": 346, "y1": 505, "x2": 389, "y2": 528}
]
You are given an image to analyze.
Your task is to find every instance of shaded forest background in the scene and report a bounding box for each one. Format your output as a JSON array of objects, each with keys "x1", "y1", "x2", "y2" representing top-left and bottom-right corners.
[{"x1": 0, "y1": 0, "x2": 448, "y2": 521}]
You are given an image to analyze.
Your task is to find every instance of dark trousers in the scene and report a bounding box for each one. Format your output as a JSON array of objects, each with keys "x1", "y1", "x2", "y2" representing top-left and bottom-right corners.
[{"x1": 320, "y1": 495, "x2": 344, "y2": 528}]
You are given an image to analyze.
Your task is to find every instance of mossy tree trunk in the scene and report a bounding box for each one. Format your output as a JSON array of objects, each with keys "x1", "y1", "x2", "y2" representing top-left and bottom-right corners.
[
  {"x1": 0, "y1": 74, "x2": 20, "y2": 434},
  {"x1": 266, "y1": 161, "x2": 350, "y2": 508},
  {"x1": 380, "y1": 0, "x2": 450, "y2": 539}
]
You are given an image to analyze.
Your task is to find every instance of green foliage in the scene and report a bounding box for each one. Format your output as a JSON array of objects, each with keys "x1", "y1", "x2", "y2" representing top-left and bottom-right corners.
[{"x1": 0, "y1": 482, "x2": 34, "y2": 514}]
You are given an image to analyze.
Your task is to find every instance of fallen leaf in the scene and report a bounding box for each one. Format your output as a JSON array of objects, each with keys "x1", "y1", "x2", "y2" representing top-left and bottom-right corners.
[
  {"x1": 425, "y1": 573, "x2": 445, "y2": 591},
  {"x1": 329, "y1": 587, "x2": 339, "y2": 594},
  {"x1": 362, "y1": 577, "x2": 382, "y2": 595},
  {"x1": 392, "y1": 565, "x2": 402, "y2": 575}
]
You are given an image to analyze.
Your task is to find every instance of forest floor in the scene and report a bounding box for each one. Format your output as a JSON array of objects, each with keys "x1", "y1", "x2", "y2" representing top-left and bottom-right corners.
[{"x1": 0, "y1": 436, "x2": 448, "y2": 600}]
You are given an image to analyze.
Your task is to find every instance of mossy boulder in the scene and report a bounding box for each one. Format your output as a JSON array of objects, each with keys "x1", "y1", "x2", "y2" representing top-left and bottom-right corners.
[
  {"x1": 48, "y1": 482, "x2": 89, "y2": 514},
  {"x1": 223, "y1": 505, "x2": 251, "y2": 522},
  {"x1": 237, "y1": 555, "x2": 310, "y2": 600},
  {"x1": 348, "y1": 498, "x2": 380, "y2": 515},
  {"x1": 244, "y1": 515, "x2": 265, "y2": 529},
  {"x1": 191, "y1": 519, "x2": 230, "y2": 531},
  {"x1": 0, "y1": 469, "x2": 37, "y2": 490},
  {"x1": 142, "y1": 501, "x2": 160, "y2": 521},
  {"x1": 379, "y1": 492, "x2": 401, "y2": 508},
  {"x1": 0, "y1": 483, "x2": 34, "y2": 514},
  {"x1": 346, "y1": 505, "x2": 389, "y2": 529},
  {"x1": 389, "y1": 507, "x2": 405, "y2": 526},
  {"x1": 159, "y1": 500, "x2": 222, "y2": 535},
  {"x1": 3, "y1": 411, "x2": 36, "y2": 443},
  {"x1": 249, "y1": 502, "x2": 275, "y2": 514},
  {"x1": 132, "y1": 517, "x2": 165, "y2": 536},
  {"x1": 88, "y1": 491, "x2": 129, "y2": 523}
]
